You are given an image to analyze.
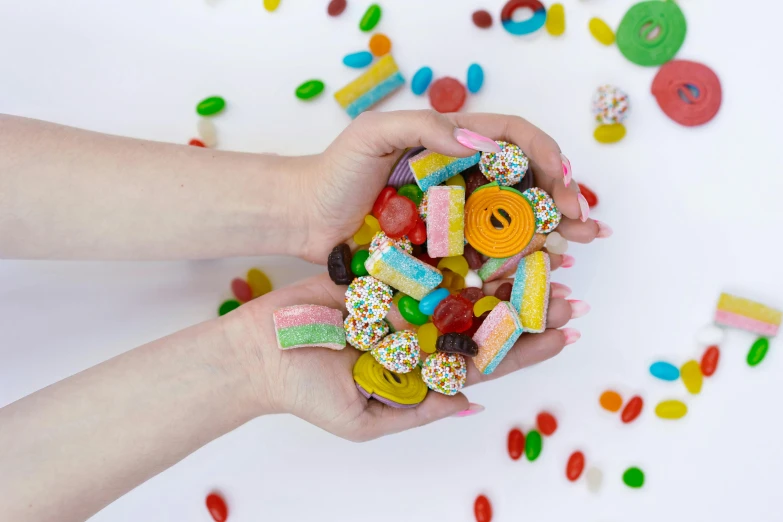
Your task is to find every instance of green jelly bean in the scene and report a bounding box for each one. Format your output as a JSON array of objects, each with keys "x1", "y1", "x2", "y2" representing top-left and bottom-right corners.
[
  {"x1": 747, "y1": 337, "x2": 770, "y2": 367},
  {"x1": 196, "y1": 96, "x2": 226, "y2": 116},
  {"x1": 351, "y1": 249, "x2": 370, "y2": 277},
  {"x1": 219, "y1": 300, "x2": 241, "y2": 316},
  {"x1": 398, "y1": 295, "x2": 430, "y2": 326},
  {"x1": 359, "y1": 4, "x2": 382, "y2": 32},
  {"x1": 398, "y1": 184, "x2": 423, "y2": 206},
  {"x1": 623, "y1": 466, "x2": 645, "y2": 488},
  {"x1": 295, "y1": 80, "x2": 325, "y2": 100},
  {"x1": 616, "y1": 0, "x2": 686, "y2": 66},
  {"x1": 525, "y1": 429, "x2": 542, "y2": 462}
]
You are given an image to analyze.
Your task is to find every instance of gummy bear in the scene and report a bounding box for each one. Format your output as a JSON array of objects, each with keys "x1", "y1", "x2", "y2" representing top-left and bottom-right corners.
[
  {"x1": 378, "y1": 195, "x2": 418, "y2": 239},
  {"x1": 432, "y1": 295, "x2": 474, "y2": 334}
]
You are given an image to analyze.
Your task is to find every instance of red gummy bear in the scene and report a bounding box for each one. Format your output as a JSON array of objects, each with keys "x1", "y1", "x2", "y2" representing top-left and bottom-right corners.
[
  {"x1": 378, "y1": 195, "x2": 418, "y2": 239},
  {"x1": 407, "y1": 218, "x2": 427, "y2": 245},
  {"x1": 432, "y1": 295, "x2": 475, "y2": 334},
  {"x1": 372, "y1": 187, "x2": 397, "y2": 218}
]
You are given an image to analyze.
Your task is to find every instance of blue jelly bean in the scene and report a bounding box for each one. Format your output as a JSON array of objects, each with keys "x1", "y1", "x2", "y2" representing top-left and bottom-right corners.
[
  {"x1": 411, "y1": 66, "x2": 433, "y2": 96},
  {"x1": 649, "y1": 361, "x2": 680, "y2": 381},
  {"x1": 467, "y1": 63, "x2": 484, "y2": 94},
  {"x1": 419, "y1": 288, "x2": 450, "y2": 315},
  {"x1": 343, "y1": 51, "x2": 373, "y2": 69}
]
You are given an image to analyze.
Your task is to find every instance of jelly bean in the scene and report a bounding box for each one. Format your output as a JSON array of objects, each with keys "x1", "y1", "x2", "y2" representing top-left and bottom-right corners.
[
  {"x1": 437, "y1": 256, "x2": 469, "y2": 278},
  {"x1": 263, "y1": 0, "x2": 280, "y2": 11},
  {"x1": 419, "y1": 288, "x2": 450, "y2": 316},
  {"x1": 655, "y1": 399, "x2": 688, "y2": 420},
  {"x1": 474, "y1": 494, "x2": 492, "y2": 522},
  {"x1": 545, "y1": 3, "x2": 565, "y2": 36},
  {"x1": 593, "y1": 123, "x2": 626, "y2": 144},
  {"x1": 231, "y1": 278, "x2": 253, "y2": 303},
  {"x1": 407, "y1": 218, "x2": 427, "y2": 245},
  {"x1": 649, "y1": 361, "x2": 679, "y2": 381},
  {"x1": 198, "y1": 118, "x2": 218, "y2": 147},
  {"x1": 327, "y1": 0, "x2": 346, "y2": 17},
  {"x1": 359, "y1": 4, "x2": 382, "y2": 31},
  {"x1": 536, "y1": 411, "x2": 558, "y2": 436},
  {"x1": 397, "y1": 184, "x2": 423, "y2": 206},
  {"x1": 622, "y1": 467, "x2": 645, "y2": 488},
  {"x1": 439, "y1": 269, "x2": 465, "y2": 293},
  {"x1": 474, "y1": 296, "x2": 501, "y2": 318},
  {"x1": 398, "y1": 295, "x2": 431, "y2": 326},
  {"x1": 445, "y1": 174, "x2": 466, "y2": 190},
  {"x1": 373, "y1": 187, "x2": 398, "y2": 217},
  {"x1": 379, "y1": 195, "x2": 418, "y2": 239},
  {"x1": 566, "y1": 451, "x2": 584, "y2": 481},
  {"x1": 432, "y1": 295, "x2": 474, "y2": 333},
  {"x1": 525, "y1": 429, "x2": 542, "y2": 461},
  {"x1": 472, "y1": 10, "x2": 493, "y2": 29},
  {"x1": 621, "y1": 396, "x2": 643, "y2": 423},
  {"x1": 589, "y1": 17, "x2": 615, "y2": 46},
  {"x1": 680, "y1": 359, "x2": 703, "y2": 394},
  {"x1": 353, "y1": 215, "x2": 381, "y2": 245},
  {"x1": 544, "y1": 231, "x2": 568, "y2": 255},
  {"x1": 369, "y1": 33, "x2": 391, "y2": 56},
  {"x1": 466, "y1": 63, "x2": 484, "y2": 94},
  {"x1": 343, "y1": 51, "x2": 373, "y2": 68},
  {"x1": 206, "y1": 492, "x2": 229, "y2": 522},
  {"x1": 411, "y1": 67, "x2": 433, "y2": 96},
  {"x1": 436, "y1": 332, "x2": 478, "y2": 356},
  {"x1": 418, "y1": 322, "x2": 439, "y2": 354},
  {"x1": 189, "y1": 138, "x2": 206, "y2": 147},
  {"x1": 327, "y1": 243, "x2": 354, "y2": 285},
  {"x1": 429, "y1": 77, "x2": 467, "y2": 113},
  {"x1": 247, "y1": 268, "x2": 272, "y2": 298},
  {"x1": 696, "y1": 324, "x2": 725, "y2": 346},
  {"x1": 351, "y1": 249, "x2": 370, "y2": 277},
  {"x1": 463, "y1": 244, "x2": 483, "y2": 270},
  {"x1": 507, "y1": 428, "x2": 525, "y2": 460},
  {"x1": 464, "y1": 270, "x2": 482, "y2": 289},
  {"x1": 494, "y1": 282, "x2": 512, "y2": 301},
  {"x1": 747, "y1": 337, "x2": 769, "y2": 367},
  {"x1": 197, "y1": 96, "x2": 226, "y2": 116},
  {"x1": 599, "y1": 390, "x2": 623, "y2": 412},
  {"x1": 577, "y1": 183, "x2": 598, "y2": 207},
  {"x1": 295, "y1": 80, "x2": 325, "y2": 100},
  {"x1": 700, "y1": 345, "x2": 720, "y2": 377},
  {"x1": 586, "y1": 466, "x2": 603, "y2": 493},
  {"x1": 219, "y1": 300, "x2": 240, "y2": 316}
]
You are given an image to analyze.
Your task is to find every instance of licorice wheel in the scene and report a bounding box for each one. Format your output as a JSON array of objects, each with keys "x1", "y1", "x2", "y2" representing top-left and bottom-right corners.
[
  {"x1": 465, "y1": 184, "x2": 536, "y2": 258},
  {"x1": 651, "y1": 59, "x2": 722, "y2": 127},
  {"x1": 353, "y1": 352, "x2": 428, "y2": 408}
]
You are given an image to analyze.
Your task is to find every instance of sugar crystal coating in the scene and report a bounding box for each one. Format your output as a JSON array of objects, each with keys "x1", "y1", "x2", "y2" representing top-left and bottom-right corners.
[{"x1": 370, "y1": 231, "x2": 413, "y2": 255}]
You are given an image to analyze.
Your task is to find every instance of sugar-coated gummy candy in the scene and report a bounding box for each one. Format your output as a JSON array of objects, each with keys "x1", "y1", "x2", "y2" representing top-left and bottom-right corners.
[
  {"x1": 479, "y1": 141, "x2": 528, "y2": 186},
  {"x1": 247, "y1": 268, "x2": 272, "y2": 298},
  {"x1": 700, "y1": 345, "x2": 720, "y2": 377},
  {"x1": 436, "y1": 332, "x2": 478, "y2": 356},
  {"x1": 507, "y1": 428, "x2": 525, "y2": 461},
  {"x1": 655, "y1": 399, "x2": 688, "y2": 420},
  {"x1": 219, "y1": 300, "x2": 240, "y2": 316},
  {"x1": 545, "y1": 3, "x2": 565, "y2": 36},
  {"x1": 351, "y1": 249, "x2": 370, "y2": 277},
  {"x1": 599, "y1": 390, "x2": 623, "y2": 412},
  {"x1": 231, "y1": 278, "x2": 253, "y2": 303},
  {"x1": 353, "y1": 214, "x2": 381, "y2": 245},
  {"x1": 343, "y1": 51, "x2": 373, "y2": 69},
  {"x1": 411, "y1": 67, "x2": 433, "y2": 96},
  {"x1": 472, "y1": 302, "x2": 523, "y2": 374},
  {"x1": 472, "y1": 10, "x2": 493, "y2": 29},
  {"x1": 649, "y1": 361, "x2": 679, "y2": 381},
  {"x1": 379, "y1": 195, "x2": 418, "y2": 239},
  {"x1": 429, "y1": 77, "x2": 467, "y2": 113},
  {"x1": 432, "y1": 295, "x2": 474, "y2": 334},
  {"x1": 189, "y1": 138, "x2": 206, "y2": 147},
  {"x1": 333, "y1": 54, "x2": 404, "y2": 119},
  {"x1": 369, "y1": 232, "x2": 412, "y2": 256},
  {"x1": 586, "y1": 466, "x2": 603, "y2": 493},
  {"x1": 536, "y1": 411, "x2": 558, "y2": 436},
  {"x1": 371, "y1": 330, "x2": 420, "y2": 373},
  {"x1": 510, "y1": 250, "x2": 550, "y2": 334},
  {"x1": 273, "y1": 305, "x2": 346, "y2": 350},
  {"x1": 525, "y1": 429, "x2": 542, "y2": 461},
  {"x1": 345, "y1": 315, "x2": 389, "y2": 351},
  {"x1": 466, "y1": 63, "x2": 484, "y2": 94},
  {"x1": 369, "y1": 33, "x2": 391, "y2": 56},
  {"x1": 418, "y1": 288, "x2": 450, "y2": 315},
  {"x1": 197, "y1": 118, "x2": 218, "y2": 147},
  {"x1": 566, "y1": 451, "x2": 585, "y2": 481},
  {"x1": 397, "y1": 184, "x2": 423, "y2": 206},
  {"x1": 473, "y1": 296, "x2": 501, "y2": 318},
  {"x1": 747, "y1": 337, "x2": 769, "y2": 367},
  {"x1": 593, "y1": 123, "x2": 626, "y2": 144},
  {"x1": 359, "y1": 4, "x2": 382, "y2": 31},
  {"x1": 474, "y1": 494, "x2": 492, "y2": 522},
  {"x1": 206, "y1": 492, "x2": 228, "y2": 522},
  {"x1": 588, "y1": 17, "x2": 615, "y2": 46},
  {"x1": 621, "y1": 396, "x2": 643, "y2": 423},
  {"x1": 437, "y1": 256, "x2": 469, "y2": 278},
  {"x1": 494, "y1": 283, "x2": 512, "y2": 301},
  {"x1": 398, "y1": 295, "x2": 430, "y2": 326},
  {"x1": 545, "y1": 231, "x2": 568, "y2": 255},
  {"x1": 680, "y1": 359, "x2": 703, "y2": 394},
  {"x1": 459, "y1": 287, "x2": 484, "y2": 304},
  {"x1": 328, "y1": 243, "x2": 354, "y2": 285},
  {"x1": 622, "y1": 467, "x2": 645, "y2": 488},
  {"x1": 263, "y1": 0, "x2": 280, "y2": 11},
  {"x1": 408, "y1": 219, "x2": 427, "y2": 245},
  {"x1": 464, "y1": 270, "x2": 482, "y2": 289},
  {"x1": 295, "y1": 80, "x2": 325, "y2": 100},
  {"x1": 197, "y1": 96, "x2": 226, "y2": 116},
  {"x1": 578, "y1": 183, "x2": 598, "y2": 207},
  {"x1": 714, "y1": 293, "x2": 781, "y2": 336},
  {"x1": 327, "y1": 0, "x2": 346, "y2": 17},
  {"x1": 418, "y1": 322, "x2": 439, "y2": 354},
  {"x1": 421, "y1": 352, "x2": 467, "y2": 395},
  {"x1": 593, "y1": 85, "x2": 630, "y2": 125},
  {"x1": 345, "y1": 276, "x2": 393, "y2": 321},
  {"x1": 366, "y1": 239, "x2": 444, "y2": 300}
]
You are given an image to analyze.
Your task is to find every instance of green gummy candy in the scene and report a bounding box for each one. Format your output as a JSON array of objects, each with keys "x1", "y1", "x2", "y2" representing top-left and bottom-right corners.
[
  {"x1": 525, "y1": 430, "x2": 542, "y2": 461},
  {"x1": 219, "y1": 300, "x2": 241, "y2": 316},
  {"x1": 359, "y1": 4, "x2": 382, "y2": 32},
  {"x1": 295, "y1": 80, "x2": 325, "y2": 100},
  {"x1": 398, "y1": 184, "x2": 423, "y2": 206},
  {"x1": 623, "y1": 466, "x2": 645, "y2": 488},
  {"x1": 351, "y1": 249, "x2": 370, "y2": 276},
  {"x1": 197, "y1": 96, "x2": 226, "y2": 116}
]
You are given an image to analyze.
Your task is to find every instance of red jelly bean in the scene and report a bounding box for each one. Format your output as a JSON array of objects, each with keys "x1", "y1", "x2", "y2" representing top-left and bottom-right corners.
[
  {"x1": 372, "y1": 186, "x2": 398, "y2": 218},
  {"x1": 206, "y1": 492, "x2": 228, "y2": 522},
  {"x1": 536, "y1": 411, "x2": 558, "y2": 436},
  {"x1": 327, "y1": 0, "x2": 346, "y2": 16},
  {"x1": 460, "y1": 287, "x2": 485, "y2": 304},
  {"x1": 566, "y1": 451, "x2": 585, "y2": 482},
  {"x1": 432, "y1": 295, "x2": 474, "y2": 333},
  {"x1": 429, "y1": 77, "x2": 467, "y2": 113},
  {"x1": 407, "y1": 217, "x2": 427, "y2": 245},
  {"x1": 474, "y1": 494, "x2": 493, "y2": 522},
  {"x1": 621, "y1": 396, "x2": 644, "y2": 424},
  {"x1": 472, "y1": 9, "x2": 493, "y2": 29},
  {"x1": 378, "y1": 195, "x2": 418, "y2": 239},
  {"x1": 463, "y1": 243, "x2": 483, "y2": 270},
  {"x1": 231, "y1": 278, "x2": 253, "y2": 303},
  {"x1": 416, "y1": 251, "x2": 439, "y2": 267},
  {"x1": 189, "y1": 138, "x2": 206, "y2": 147},
  {"x1": 493, "y1": 282, "x2": 512, "y2": 301},
  {"x1": 507, "y1": 428, "x2": 525, "y2": 460},
  {"x1": 701, "y1": 345, "x2": 720, "y2": 377},
  {"x1": 578, "y1": 183, "x2": 598, "y2": 208}
]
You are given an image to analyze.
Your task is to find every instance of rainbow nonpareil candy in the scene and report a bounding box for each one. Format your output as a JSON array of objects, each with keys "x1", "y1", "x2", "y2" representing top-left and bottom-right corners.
[
  {"x1": 472, "y1": 302, "x2": 524, "y2": 374},
  {"x1": 477, "y1": 234, "x2": 546, "y2": 282},
  {"x1": 715, "y1": 293, "x2": 781, "y2": 337},
  {"x1": 426, "y1": 186, "x2": 465, "y2": 258},
  {"x1": 273, "y1": 305, "x2": 346, "y2": 350},
  {"x1": 408, "y1": 150, "x2": 480, "y2": 192},
  {"x1": 334, "y1": 54, "x2": 405, "y2": 119},
  {"x1": 365, "y1": 239, "x2": 443, "y2": 300},
  {"x1": 510, "y1": 251, "x2": 551, "y2": 333}
]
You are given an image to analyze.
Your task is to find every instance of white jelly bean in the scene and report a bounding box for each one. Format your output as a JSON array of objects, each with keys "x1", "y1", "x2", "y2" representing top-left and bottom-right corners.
[
  {"x1": 545, "y1": 231, "x2": 568, "y2": 255},
  {"x1": 586, "y1": 466, "x2": 603, "y2": 493},
  {"x1": 464, "y1": 269, "x2": 483, "y2": 289},
  {"x1": 197, "y1": 118, "x2": 218, "y2": 147}
]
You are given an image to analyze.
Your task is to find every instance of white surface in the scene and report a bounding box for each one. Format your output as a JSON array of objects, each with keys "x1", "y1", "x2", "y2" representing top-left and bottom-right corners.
[{"x1": 1, "y1": 0, "x2": 782, "y2": 520}]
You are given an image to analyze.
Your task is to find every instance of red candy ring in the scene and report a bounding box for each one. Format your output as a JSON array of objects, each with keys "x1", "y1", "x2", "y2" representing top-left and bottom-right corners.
[
  {"x1": 429, "y1": 77, "x2": 467, "y2": 113},
  {"x1": 651, "y1": 60, "x2": 722, "y2": 127}
]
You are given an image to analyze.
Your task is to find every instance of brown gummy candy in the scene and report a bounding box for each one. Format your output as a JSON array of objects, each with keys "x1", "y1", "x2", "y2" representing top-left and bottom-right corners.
[
  {"x1": 472, "y1": 9, "x2": 493, "y2": 28},
  {"x1": 465, "y1": 167, "x2": 489, "y2": 198},
  {"x1": 327, "y1": 0, "x2": 347, "y2": 17},
  {"x1": 494, "y1": 282, "x2": 513, "y2": 301},
  {"x1": 436, "y1": 332, "x2": 479, "y2": 357},
  {"x1": 327, "y1": 243, "x2": 354, "y2": 285}
]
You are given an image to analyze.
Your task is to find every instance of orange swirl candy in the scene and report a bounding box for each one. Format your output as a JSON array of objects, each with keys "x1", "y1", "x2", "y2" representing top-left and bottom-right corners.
[{"x1": 465, "y1": 184, "x2": 536, "y2": 258}]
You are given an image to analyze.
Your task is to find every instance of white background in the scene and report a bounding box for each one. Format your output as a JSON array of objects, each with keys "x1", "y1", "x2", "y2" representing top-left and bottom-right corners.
[{"x1": 1, "y1": 0, "x2": 782, "y2": 520}]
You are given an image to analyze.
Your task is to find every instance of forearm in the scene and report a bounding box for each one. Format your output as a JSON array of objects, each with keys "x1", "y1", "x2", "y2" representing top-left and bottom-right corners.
[{"x1": 0, "y1": 114, "x2": 315, "y2": 259}]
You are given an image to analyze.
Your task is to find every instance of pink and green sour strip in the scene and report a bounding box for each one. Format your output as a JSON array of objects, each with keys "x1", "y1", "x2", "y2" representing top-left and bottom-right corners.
[{"x1": 273, "y1": 305, "x2": 346, "y2": 350}]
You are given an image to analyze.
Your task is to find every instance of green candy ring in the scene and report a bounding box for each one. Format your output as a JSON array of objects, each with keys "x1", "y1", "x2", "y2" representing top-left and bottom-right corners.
[{"x1": 616, "y1": 0, "x2": 687, "y2": 67}]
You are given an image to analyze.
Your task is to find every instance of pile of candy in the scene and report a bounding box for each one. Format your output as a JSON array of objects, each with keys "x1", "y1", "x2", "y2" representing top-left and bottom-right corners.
[
  {"x1": 190, "y1": 96, "x2": 225, "y2": 148},
  {"x1": 218, "y1": 268, "x2": 272, "y2": 316}
]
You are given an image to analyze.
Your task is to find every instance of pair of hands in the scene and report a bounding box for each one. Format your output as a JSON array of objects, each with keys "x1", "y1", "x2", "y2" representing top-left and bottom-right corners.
[{"x1": 232, "y1": 110, "x2": 609, "y2": 442}]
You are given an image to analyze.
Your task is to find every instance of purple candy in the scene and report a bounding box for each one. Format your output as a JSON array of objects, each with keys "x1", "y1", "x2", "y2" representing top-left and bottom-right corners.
[
  {"x1": 355, "y1": 383, "x2": 420, "y2": 409},
  {"x1": 388, "y1": 147, "x2": 425, "y2": 188}
]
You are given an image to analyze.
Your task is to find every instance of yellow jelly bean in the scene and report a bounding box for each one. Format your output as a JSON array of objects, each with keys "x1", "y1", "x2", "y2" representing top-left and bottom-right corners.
[
  {"x1": 589, "y1": 17, "x2": 615, "y2": 46},
  {"x1": 655, "y1": 400, "x2": 688, "y2": 420},
  {"x1": 353, "y1": 214, "x2": 381, "y2": 245},
  {"x1": 418, "y1": 322, "x2": 439, "y2": 354},
  {"x1": 393, "y1": 292, "x2": 403, "y2": 306},
  {"x1": 439, "y1": 269, "x2": 466, "y2": 293},
  {"x1": 680, "y1": 360, "x2": 703, "y2": 395},
  {"x1": 474, "y1": 296, "x2": 501, "y2": 317},
  {"x1": 263, "y1": 0, "x2": 281, "y2": 11},
  {"x1": 445, "y1": 174, "x2": 466, "y2": 189},
  {"x1": 593, "y1": 123, "x2": 626, "y2": 144},
  {"x1": 247, "y1": 268, "x2": 272, "y2": 298},
  {"x1": 437, "y1": 255, "x2": 469, "y2": 278},
  {"x1": 546, "y1": 3, "x2": 565, "y2": 36}
]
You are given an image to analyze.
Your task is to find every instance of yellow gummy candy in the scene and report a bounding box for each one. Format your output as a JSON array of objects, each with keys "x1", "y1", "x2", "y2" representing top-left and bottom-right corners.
[
  {"x1": 437, "y1": 256, "x2": 469, "y2": 278},
  {"x1": 445, "y1": 174, "x2": 466, "y2": 189},
  {"x1": 655, "y1": 400, "x2": 688, "y2": 420},
  {"x1": 393, "y1": 292, "x2": 403, "y2": 306},
  {"x1": 440, "y1": 270, "x2": 465, "y2": 293},
  {"x1": 247, "y1": 268, "x2": 272, "y2": 298},
  {"x1": 474, "y1": 296, "x2": 501, "y2": 318},
  {"x1": 353, "y1": 215, "x2": 381, "y2": 245},
  {"x1": 680, "y1": 360, "x2": 703, "y2": 395},
  {"x1": 263, "y1": 0, "x2": 281, "y2": 12},
  {"x1": 545, "y1": 3, "x2": 565, "y2": 36},
  {"x1": 593, "y1": 123, "x2": 626, "y2": 144},
  {"x1": 589, "y1": 17, "x2": 615, "y2": 46},
  {"x1": 418, "y1": 322, "x2": 439, "y2": 354}
]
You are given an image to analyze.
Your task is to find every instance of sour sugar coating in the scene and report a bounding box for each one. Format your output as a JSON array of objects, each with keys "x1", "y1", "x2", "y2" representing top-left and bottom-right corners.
[
  {"x1": 479, "y1": 141, "x2": 529, "y2": 186},
  {"x1": 510, "y1": 251, "x2": 551, "y2": 333},
  {"x1": 365, "y1": 239, "x2": 443, "y2": 300},
  {"x1": 472, "y1": 302, "x2": 524, "y2": 374},
  {"x1": 369, "y1": 231, "x2": 413, "y2": 255},
  {"x1": 421, "y1": 352, "x2": 468, "y2": 396},
  {"x1": 353, "y1": 352, "x2": 428, "y2": 408},
  {"x1": 426, "y1": 186, "x2": 465, "y2": 257},
  {"x1": 344, "y1": 315, "x2": 389, "y2": 351},
  {"x1": 714, "y1": 292, "x2": 781, "y2": 337},
  {"x1": 592, "y1": 85, "x2": 630, "y2": 125},
  {"x1": 522, "y1": 188, "x2": 561, "y2": 234},
  {"x1": 408, "y1": 149, "x2": 481, "y2": 192},
  {"x1": 334, "y1": 54, "x2": 405, "y2": 119},
  {"x1": 477, "y1": 234, "x2": 546, "y2": 282},
  {"x1": 371, "y1": 330, "x2": 420, "y2": 373},
  {"x1": 345, "y1": 276, "x2": 393, "y2": 321},
  {"x1": 273, "y1": 305, "x2": 346, "y2": 350}
]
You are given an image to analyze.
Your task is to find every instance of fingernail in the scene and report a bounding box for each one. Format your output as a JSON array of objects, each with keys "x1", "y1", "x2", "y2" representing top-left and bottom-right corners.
[
  {"x1": 567, "y1": 300, "x2": 591, "y2": 319},
  {"x1": 452, "y1": 403, "x2": 485, "y2": 417},
  {"x1": 577, "y1": 194, "x2": 590, "y2": 222},
  {"x1": 561, "y1": 153, "x2": 572, "y2": 188},
  {"x1": 562, "y1": 328, "x2": 581, "y2": 345},
  {"x1": 551, "y1": 282, "x2": 572, "y2": 299},
  {"x1": 561, "y1": 254, "x2": 575, "y2": 268},
  {"x1": 453, "y1": 128, "x2": 501, "y2": 153},
  {"x1": 596, "y1": 220, "x2": 613, "y2": 238}
]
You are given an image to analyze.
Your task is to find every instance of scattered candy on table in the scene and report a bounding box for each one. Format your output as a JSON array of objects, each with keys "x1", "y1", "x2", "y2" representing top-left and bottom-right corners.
[
  {"x1": 474, "y1": 494, "x2": 493, "y2": 522},
  {"x1": 421, "y1": 352, "x2": 467, "y2": 395},
  {"x1": 197, "y1": 118, "x2": 218, "y2": 147},
  {"x1": 536, "y1": 411, "x2": 558, "y2": 436},
  {"x1": 196, "y1": 96, "x2": 226, "y2": 116},
  {"x1": 263, "y1": 0, "x2": 280, "y2": 12},
  {"x1": 343, "y1": 50, "x2": 373, "y2": 68},
  {"x1": 586, "y1": 466, "x2": 603, "y2": 493},
  {"x1": 334, "y1": 54, "x2": 404, "y2": 118},
  {"x1": 466, "y1": 63, "x2": 484, "y2": 94},
  {"x1": 655, "y1": 399, "x2": 688, "y2": 420},
  {"x1": 508, "y1": 428, "x2": 525, "y2": 461},
  {"x1": 428, "y1": 77, "x2": 467, "y2": 113},
  {"x1": 231, "y1": 278, "x2": 252, "y2": 303},
  {"x1": 622, "y1": 466, "x2": 645, "y2": 489},
  {"x1": 592, "y1": 85, "x2": 630, "y2": 125},
  {"x1": 471, "y1": 10, "x2": 493, "y2": 29},
  {"x1": 218, "y1": 300, "x2": 240, "y2": 316},
  {"x1": 359, "y1": 4, "x2": 382, "y2": 32},
  {"x1": 578, "y1": 183, "x2": 598, "y2": 207},
  {"x1": 621, "y1": 395, "x2": 644, "y2": 424},
  {"x1": 700, "y1": 345, "x2": 720, "y2": 376},
  {"x1": 525, "y1": 429, "x2": 543, "y2": 461},
  {"x1": 593, "y1": 123, "x2": 626, "y2": 144},
  {"x1": 327, "y1": 0, "x2": 346, "y2": 17},
  {"x1": 219, "y1": 267, "x2": 272, "y2": 316},
  {"x1": 680, "y1": 359, "x2": 703, "y2": 394},
  {"x1": 714, "y1": 293, "x2": 780, "y2": 337},
  {"x1": 747, "y1": 337, "x2": 770, "y2": 367},
  {"x1": 369, "y1": 33, "x2": 391, "y2": 56},
  {"x1": 411, "y1": 67, "x2": 433, "y2": 95},
  {"x1": 295, "y1": 79, "x2": 325, "y2": 100},
  {"x1": 599, "y1": 390, "x2": 623, "y2": 412},
  {"x1": 566, "y1": 451, "x2": 585, "y2": 481},
  {"x1": 206, "y1": 492, "x2": 229, "y2": 522},
  {"x1": 501, "y1": 0, "x2": 546, "y2": 36},
  {"x1": 273, "y1": 305, "x2": 346, "y2": 350},
  {"x1": 652, "y1": 60, "x2": 722, "y2": 127},
  {"x1": 649, "y1": 361, "x2": 679, "y2": 381},
  {"x1": 616, "y1": 0, "x2": 687, "y2": 67},
  {"x1": 545, "y1": 3, "x2": 565, "y2": 36},
  {"x1": 353, "y1": 352, "x2": 427, "y2": 408},
  {"x1": 588, "y1": 17, "x2": 615, "y2": 46}
]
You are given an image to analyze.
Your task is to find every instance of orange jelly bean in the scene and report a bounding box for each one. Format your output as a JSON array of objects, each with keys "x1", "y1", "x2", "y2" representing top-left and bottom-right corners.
[{"x1": 599, "y1": 390, "x2": 623, "y2": 412}]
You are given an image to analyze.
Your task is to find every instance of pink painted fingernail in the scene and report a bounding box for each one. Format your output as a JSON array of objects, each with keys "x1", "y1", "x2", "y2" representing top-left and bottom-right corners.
[
  {"x1": 596, "y1": 220, "x2": 613, "y2": 238},
  {"x1": 453, "y1": 128, "x2": 501, "y2": 153},
  {"x1": 577, "y1": 193, "x2": 590, "y2": 222},
  {"x1": 567, "y1": 300, "x2": 591, "y2": 319},
  {"x1": 561, "y1": 153, "x2": 572, "y2": 187},
  {"x1": 562, "y1": 328, "x2": 581, "y2": 345},
  {"x1": 452, "y1": 403, "x2": 485, "y2": 417},
  {"x1": 551, "y1": 282, "x2": 572, "y2": 299},
  {"x1": 561, "y1": 254, "x2": 575, "y2": 268}
]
